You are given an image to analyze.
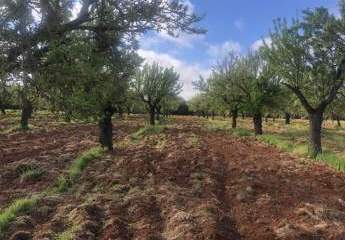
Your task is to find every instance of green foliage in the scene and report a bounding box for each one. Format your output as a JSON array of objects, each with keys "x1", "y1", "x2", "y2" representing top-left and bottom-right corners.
[
  {"x1": 132, "y1": 63, "x2": 182, "y2": 124},
  {"x1": 0, "y1": 197, "x2": 37, "y2": 234}
]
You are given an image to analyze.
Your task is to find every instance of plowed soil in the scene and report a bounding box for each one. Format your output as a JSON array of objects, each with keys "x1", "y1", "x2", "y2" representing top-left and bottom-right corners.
[{"x1": 2, "y1": 117, "x2": 345, "y2": 239}]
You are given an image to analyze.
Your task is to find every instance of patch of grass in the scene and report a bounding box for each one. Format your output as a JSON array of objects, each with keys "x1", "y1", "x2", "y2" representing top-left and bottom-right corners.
[
  {"x1": 258, "y1": 134, "x2": 345, "y2": 171},
  {"x1": 187, "y1": 135, "x2": 200, "y2": 147},
  {"x1": 55, "y1": 147, "x2": 104, "y2": 193},
  {"x1": 207, "y1": 120, "x2": 252, "y2": 137},
  {"x1": 69, "y1": 147, "x2": 104, "y2": 180},
  {"x1": 130, "y1": 125, "x2": 165, "y2": 140},
  {"x1": 55, "y1": 176, "x2": 72, "y2": 193},
  {"x1": 20, "y1": 168, "x2": 45, "y2": 182},
  {"x1": 0, "y1": 197, "x2": 37, "y2": 234},
  {"x1": 206, "y1": 120, "x2": 230, "y2": 132},
  {"x1": 55, "y1": 225, "x2": 80, "y2": 240},
  {"x1": 316, "y1": 151, "x2": 345, "y2": 171},
  {"x1": 229, "y1": 128, "x2": 252, "y2": 137},
  {"x1": 16, "y1": 164, "x2": 45, "y2": 182},
  {"x1": 258, "y1": 134, "x2": 304, "y2": 154}
]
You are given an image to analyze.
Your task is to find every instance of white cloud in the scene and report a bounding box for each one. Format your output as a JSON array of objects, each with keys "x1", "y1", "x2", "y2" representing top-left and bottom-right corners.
[
  {"x1": 251, "y1": 37, "x2": 272, "y2": 51},
  {"x1": 138, "y1": 49, "x2": 211, "y2": 100},
  {"x1": 207, "y1": 41, "x2": 242, "y2": 60},
  {"x1": 234, "y1": 19, "x2": 244, "y2": 31},
  {"x1": 140, "y1": 31, "x2": 205, "y2": 49}
]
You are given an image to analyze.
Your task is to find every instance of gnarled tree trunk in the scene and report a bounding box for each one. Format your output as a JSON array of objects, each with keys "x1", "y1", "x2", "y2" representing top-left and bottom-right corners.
[
  {"x1": 149, "y1": 105, "x2": 155, "y2": 125},
  {"x1": 0, "y1": 105, "x2": 5, "y2": 115},
  {"x1": 99, "y1": 103, "x2": 115, "y2": 151},
  {"x1": 20, "y1": 97, "x2": 33, "y2": 130},
  {"x1": 336, "y1": 115, "x2": 341, "y2": 127},
  {"x1": 155, "y1": 105, "x2": 161, "y2": 122},
  {"x1": 285, "y1": 112, "x2": 291, "y2": 125},
  {"x1": 231, "y1": 109, "x2": 238, "y2": 129},
  {"x1": 253, "y1": 112, "x2": 263, "y2": 135},
  {"x1": 308, "y1": 111, "x2": 323, "y2": 157}
]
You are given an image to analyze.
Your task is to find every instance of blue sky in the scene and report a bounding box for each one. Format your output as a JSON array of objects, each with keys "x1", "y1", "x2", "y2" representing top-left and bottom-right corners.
[{"x1": 138, "y1": 0, "x2": 339, "y2": 99}]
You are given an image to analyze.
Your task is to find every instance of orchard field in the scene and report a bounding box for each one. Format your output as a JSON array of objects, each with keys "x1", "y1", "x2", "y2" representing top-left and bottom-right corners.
[
  {"x1": 1, "y1": 112, "x2": 345, "y2": 239},
  {"x1": 2, "y1": 0, "x2": 345, "y2": 240}
]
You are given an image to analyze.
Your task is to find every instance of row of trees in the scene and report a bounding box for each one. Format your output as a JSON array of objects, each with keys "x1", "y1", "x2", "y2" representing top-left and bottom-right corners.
[
  {"x1": 0, "y1": 0, "x2": 202, "y2": 150},
  {"x1": 190, "y1": 3, "x2": 345, "y2": 157}
]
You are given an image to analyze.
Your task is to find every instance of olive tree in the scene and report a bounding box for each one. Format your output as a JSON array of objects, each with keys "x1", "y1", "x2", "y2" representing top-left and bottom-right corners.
[
  {"x1": 234, "y1": 52, "x2": 281, "y2": 135},
  {"x1": 132, "y1": 63, "x2": 182, "y2": 125},
  {"x1": 263, "y1": 7, "x2": 345, "y2": 156}
]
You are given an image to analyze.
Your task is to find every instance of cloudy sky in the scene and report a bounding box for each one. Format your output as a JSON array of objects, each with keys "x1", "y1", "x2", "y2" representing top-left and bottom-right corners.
[{"x1": 137, "y1": 0, "x2": 339, "y2": 100}]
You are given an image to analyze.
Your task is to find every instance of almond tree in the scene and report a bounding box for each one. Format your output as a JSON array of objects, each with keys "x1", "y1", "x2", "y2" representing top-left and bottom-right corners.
[
  {"x1": 132, "y1": 63, "x2": 182, "y2": 125},
  {"x1": 235, "y1": 52, "x2": 281, "y2": 135},
  {"x1": 263, "y1": 7, "x2": 345, "y2": 156},
  {"x1": 208, "y1": 53, "x2": 244, "y2": 128}
]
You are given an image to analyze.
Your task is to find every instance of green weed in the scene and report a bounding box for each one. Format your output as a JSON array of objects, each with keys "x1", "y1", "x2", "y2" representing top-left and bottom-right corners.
[{"x1": 0, "y1": 197, "x2": 37, "y2": 234}]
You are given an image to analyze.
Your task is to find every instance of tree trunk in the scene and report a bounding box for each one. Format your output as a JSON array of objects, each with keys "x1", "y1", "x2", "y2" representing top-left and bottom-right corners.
[
  {"x1": 99, "y1": 104, "x2": 115, "y2": 151},
  {"x1": 242, "y1": 113, "x2": 245, "y2": 119},
  {"x1": 211, "y1": 111, "x2": 215, "y2": 120},
  {"x1": 308, "y1": 111, "x2": 323, "y2": 157},
  {"x1": 126, "y1": 107, "x2": 131, "y2": 116},
  {"x1": 118, "y1": 106, "x2": 123, "y2": 119},
  {"x1": 155, "y1": 106, "x2": 161, "y2": 121},
  {"x1": 0, "y1": 106, "x2": 5, "y2": 115},
  {"x1": 253, "y1": 112, "x2": 263, "y2": 135},
  {"x1": 284, "y1": 112, "x2": 291, "y2": 125},
  {"x1": 20, "y1": 98, "x2": 33, "y2": 130},
  {"x1": 64, "y1": 108, "x2": 72, "y2": 122},
  {"x1": 231, "y1": 109, "x2": 238, "y2": 129},
  {"x1": 336, "y1": 115, "x2": 341, "y2": 127},
  {"x1": 149, "y1": 106, "x2": 155, "y2": 125}
]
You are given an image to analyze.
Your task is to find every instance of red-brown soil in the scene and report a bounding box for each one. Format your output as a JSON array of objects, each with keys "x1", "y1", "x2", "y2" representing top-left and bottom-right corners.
[
  {"x1": 2, "y1": 117, "x2": 345, "y2": 239},
  {"x1": 0, "y1": 119, "x2": 140, "y2": 208}
]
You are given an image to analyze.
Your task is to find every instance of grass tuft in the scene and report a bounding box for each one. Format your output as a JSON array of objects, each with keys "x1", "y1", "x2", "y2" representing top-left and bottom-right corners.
[
  {"x1": 315, "y1": 151, "x2": 345, "y2": 171},
  {"x1": 68, "y1": 147, "x2": 104, "y2": 180},
  {"x1": 16, "y1": 164, "x2": 45, "y2": 183},
  {"x1": 130, "y1": 125, "x2": 165, "y2": 140},
  {"x1": 0, "y1": 197, "x2": 37, "y2": 234},
  {"x1": 207, "y1": 120, "x2": 252, "y2": 137},
  {"x1": 229, "y1": 128, "x2": 252, "y2": 137},
  {"x1": 55, "y1": 147, "x2": 104, "y2": 193},
  {"x1": 258, "y1": 134, "x2": 345, "y2": 171},
  {"x1": 55, "y1": 225, "x2": 80, "y2": 240}
]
